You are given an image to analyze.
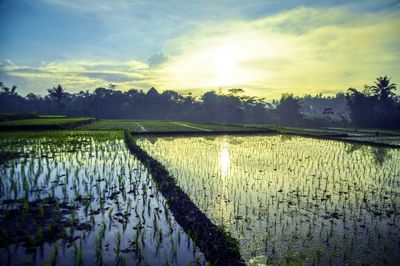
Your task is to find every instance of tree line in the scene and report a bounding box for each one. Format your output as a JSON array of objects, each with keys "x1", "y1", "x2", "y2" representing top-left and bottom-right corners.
[{"x1": 0, "y1": 76, "x2": 398, "y2": 128}]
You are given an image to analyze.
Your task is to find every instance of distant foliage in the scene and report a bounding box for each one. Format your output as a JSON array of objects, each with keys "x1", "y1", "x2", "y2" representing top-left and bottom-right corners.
[
  {"x1": 0, "y1": 76, "x2": 398, "y2": 128},
  {"x1": 346, "y1": 76, "x2": 399, "y2": 129},
  {"x1": 276, "y1": 94, "x2": 303, "y2": 125},
  {"x1": 0, "y1": 85, "x2": 278, "y2": 124}
]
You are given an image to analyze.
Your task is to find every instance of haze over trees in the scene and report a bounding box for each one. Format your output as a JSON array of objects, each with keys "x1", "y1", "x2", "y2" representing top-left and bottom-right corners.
[
  {"x1": 0, "y1": 76, "x2": 399, "y2": 129},
  {"x1": 346, "y1": 76, "x2": 399, "y2": 129}
]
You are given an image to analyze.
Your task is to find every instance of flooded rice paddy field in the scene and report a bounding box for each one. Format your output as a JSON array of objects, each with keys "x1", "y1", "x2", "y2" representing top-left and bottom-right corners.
[
  {"x1": 138, "y1": 135, "x2": 400, "y2": 265},
  {"x1": 0, "y1": 131, "x2": 204, "y2": 266},
  {"x1": 343, "y1": 136, "x2": 400, "y2": 147}
]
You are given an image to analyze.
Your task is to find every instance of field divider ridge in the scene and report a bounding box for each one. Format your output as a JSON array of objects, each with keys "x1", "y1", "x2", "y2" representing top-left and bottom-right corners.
[
  {"x1": 0, "y1": 118, "x2": 96, "y2": 131},
  {"x1": 124, "y1": 131, "x2": 244, "y2": 265},
  {"x1": 278, "y1": 132, "x2": 400, "y2": 149},
  {"x1": 131, "y1": 129, "x2": 278, "y2": 136},
  {"x1": 134, "y1": 122, "x2": 147, "y2": 132},
  {"x1": 169, "y1": 122, "x2": 211, "y2": 132}
]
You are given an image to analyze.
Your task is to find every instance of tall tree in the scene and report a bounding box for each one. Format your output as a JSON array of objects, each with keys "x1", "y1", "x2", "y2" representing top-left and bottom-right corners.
[
  {"x1": 47, "y1": 84, "x2": 66, "y2": 111},
  {"x1": 0, "y1": 82, "x2": 17, "y2": 96},
  {"x1": 276, "y1": 93, "x2": 303, "y2": 125},
  {"x1": 346, "y1": 76, "x2": 399, "y2": 128},
  {"x1": 371, "y1": 75, "x2": 396, "y2": 101}
]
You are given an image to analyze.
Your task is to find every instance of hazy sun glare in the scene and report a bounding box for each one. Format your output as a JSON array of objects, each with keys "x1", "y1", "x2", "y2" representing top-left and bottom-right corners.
[
  {"x1": 0, "y1": 3, "x2": 398, "y2": 98},
  {"x1": 157, "y1": 7, "x2": 399, "y2": 97},
  {"x1": 213, "y1": 45, "x2": 239, "y2": 85},
  {"x1": 219, "y1": 140, "x2": 230, "y2": 178}
]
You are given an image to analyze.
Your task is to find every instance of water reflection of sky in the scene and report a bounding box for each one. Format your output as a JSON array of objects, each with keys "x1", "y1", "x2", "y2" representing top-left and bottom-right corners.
[
  {"x1": 0, "y1": 136, "x2": 205, "y2": 265},
  {"x1": 139, "y1": 135, "x2": 400, "y2": 264},
  {"x1": 219, "y1": 140, "x2": 230, "y2": 178}
]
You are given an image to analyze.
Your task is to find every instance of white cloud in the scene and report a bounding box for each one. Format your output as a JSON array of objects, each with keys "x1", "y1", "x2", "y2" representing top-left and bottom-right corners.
[
  {"x1": 0, "y1": 59, "x2": 158, "y2": 95},
  {"x1": 0, "y1": 59, "x2": 15, "y2": 67},
  {"x1": 1, "y1": 5, "x2": 399, "y2": 98},
  {"x1": 156, "y1": 6, "x2": 400, "y2": 98}
]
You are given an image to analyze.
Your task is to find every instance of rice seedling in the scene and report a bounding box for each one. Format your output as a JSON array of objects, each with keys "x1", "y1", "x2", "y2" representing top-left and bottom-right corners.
[
  {"x1": 0, "y1": 130, "x2": 204, "y2": 265},
  {"x1": 138, "y1": 135, "x2": 400, "y2": 265},
  {"x1": 77, "y1": 119, "x2": 263, "y2": 133}
]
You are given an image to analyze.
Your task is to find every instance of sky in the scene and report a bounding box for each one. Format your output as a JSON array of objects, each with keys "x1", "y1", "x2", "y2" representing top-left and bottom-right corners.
[{"x1": 0, "y1": 0, "x2": 399, "y2": 99}]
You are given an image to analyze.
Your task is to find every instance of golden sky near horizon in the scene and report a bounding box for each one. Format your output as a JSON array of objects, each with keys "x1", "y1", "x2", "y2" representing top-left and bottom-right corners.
[{"x1": 0, "y1": 1, "x2": 399, "y2": 99}]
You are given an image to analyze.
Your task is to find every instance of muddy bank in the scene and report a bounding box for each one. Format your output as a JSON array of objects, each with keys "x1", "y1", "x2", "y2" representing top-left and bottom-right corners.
[
  {"x1": 132, "y1": 129, "x2": 277, "y2": 136},
  {"x1": 124, "y1": 131, "x2": 244, "y2": 265}
]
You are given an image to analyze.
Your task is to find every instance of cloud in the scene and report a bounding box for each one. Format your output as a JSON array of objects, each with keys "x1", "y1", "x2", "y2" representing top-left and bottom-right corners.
[
  {"x1": 0, "y1": 59, "x2": 15, "y2": 68},
  {"x1": 1, "y1": 4, "x2": 399, "y2": 98},
  {"x1": 0, "y1": 60, "x2": 18, "y2": 70},
  {"x1": 156, "y1": 6, "x2": 400, "y2": 98},
  {"x1": 83, "y1": 72, "x2": 138, "y2": 83},
  {"x1": 0, "y1": 59, "x2": 158, "y2": 95},
  {"x1": 147, "y1": 52, "x2": 169, "y2": 67}
]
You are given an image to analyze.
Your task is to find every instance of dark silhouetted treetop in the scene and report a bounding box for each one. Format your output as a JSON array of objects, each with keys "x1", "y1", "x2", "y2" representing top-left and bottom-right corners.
[
  {"x1": 276, "y1": 93, "x2": 303, "y2": 125},
  {"x1": 371, "y1": 75, "x2": 396, "y2": 101},
  {"x1": 0, "y1": 82, "x2": 18, "y2": 96},
  {"x1": 47, "y1": 84, "x2": 65, "y2": 102},
  {"x1": 346, "y1": 76, "x2": 399, "y2": 129},
  {"x1": 146, "y1": 87, "x2": 159, "y2": 97},
  {"x1": 0, "y1": 75, "x2": 398, "y2": 128}
]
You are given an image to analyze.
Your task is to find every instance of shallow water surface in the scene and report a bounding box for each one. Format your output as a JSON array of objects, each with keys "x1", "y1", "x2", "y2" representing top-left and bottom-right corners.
[
  {"x1": 0, "y1": 131, "x2": 204, "y2": 265},
  {"x1": 138, "y1": 134, "x2": 400, "y2": 264}
]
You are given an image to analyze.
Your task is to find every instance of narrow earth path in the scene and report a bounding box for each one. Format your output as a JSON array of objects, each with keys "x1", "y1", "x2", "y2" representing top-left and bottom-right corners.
[
  {"x1": 169, "y1": 122, "x2": 211, "y2": 131},
  {"x1": 135, "y1": 122, "x2": 147, "y2": 132},
  {"x1": 124, "y1": 131, "x2": 244, "y2": 265}
]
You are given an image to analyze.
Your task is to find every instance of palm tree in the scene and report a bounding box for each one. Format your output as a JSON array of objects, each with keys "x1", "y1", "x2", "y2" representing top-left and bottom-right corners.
[
  {"x1": 371, "y1": 75, "x2": 396, "y2": 101},
  {"x1": 48, "y1": 84, "x2": 65, "y2": 102},
  {"x1": 10, "y1": 85, "x2": 17, "y2": 96},
  {"x1": 48, "y1": 84, "x2": 66, "y2": 111},
  {"x1": 0, "y1": 82, "x2": 17, "y2": 96}
]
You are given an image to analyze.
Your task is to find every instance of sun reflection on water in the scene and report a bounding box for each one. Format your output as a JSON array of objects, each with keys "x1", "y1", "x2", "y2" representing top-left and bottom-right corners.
[{"x1": 219, "y1": 140, "x2": 230, "y2": 177}]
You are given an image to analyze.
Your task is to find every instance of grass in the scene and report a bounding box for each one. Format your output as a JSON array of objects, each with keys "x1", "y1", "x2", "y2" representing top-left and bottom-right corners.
[
  {"x1": 0, "y1": 113, "x2": 39, "y2": 121},
  {"x1": 78, "y1": 119, "x2": 144, "y2": 131},
  {"x1": 246, "y1": 124, "x2": 348, "y2": 137},
  {"x1": 342, "y1": 136, "x2": 400, "y2": 146},
  {"x1": 79, "y1": 119, "x2": 266, "y2": 133},
  {"x1": 248, "y1": 124, "x2": 400, "y2": 137},
  {"x1": 0, "y1": 130, "x2": 122, "y2": 143},
  {"x1": 0, "y1": 117, "x2": 95, "y2": 130},
  {"x1": 326, "y1": 127, "x2": 400, "y2": 136},
  {"x1": 0, "y1": 117, "x2": 92, "y2": 126},
  {"x1": 38, "y1": 115, "x2": 67, "y2": 118},
  {"x1": 179, "y1": 122, "x2": 262, "y2": 132}
]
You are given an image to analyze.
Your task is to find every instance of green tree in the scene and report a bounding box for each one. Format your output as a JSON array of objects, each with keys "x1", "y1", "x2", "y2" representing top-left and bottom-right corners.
[
  {"x1": 276, "y1": 93, "x2": 303, "y2": 125},
  {"x1": 0, "y1": 82, "x2": 17, "y2": 96},
  {"x1": 371, "y1": 75, "x2": 396, "y2": 101},
  {"x1": 47, "y1": 84, "x2": 66, "y2": 111}
]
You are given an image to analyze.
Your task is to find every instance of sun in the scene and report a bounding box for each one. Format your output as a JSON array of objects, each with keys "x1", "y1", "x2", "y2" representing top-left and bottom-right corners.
[
  {"x1": 212, "y1": 45, "x2": 239, "y2": 86},
  {"x1": 162, "y1": 41, "x2": 257, "y2": 89}
]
